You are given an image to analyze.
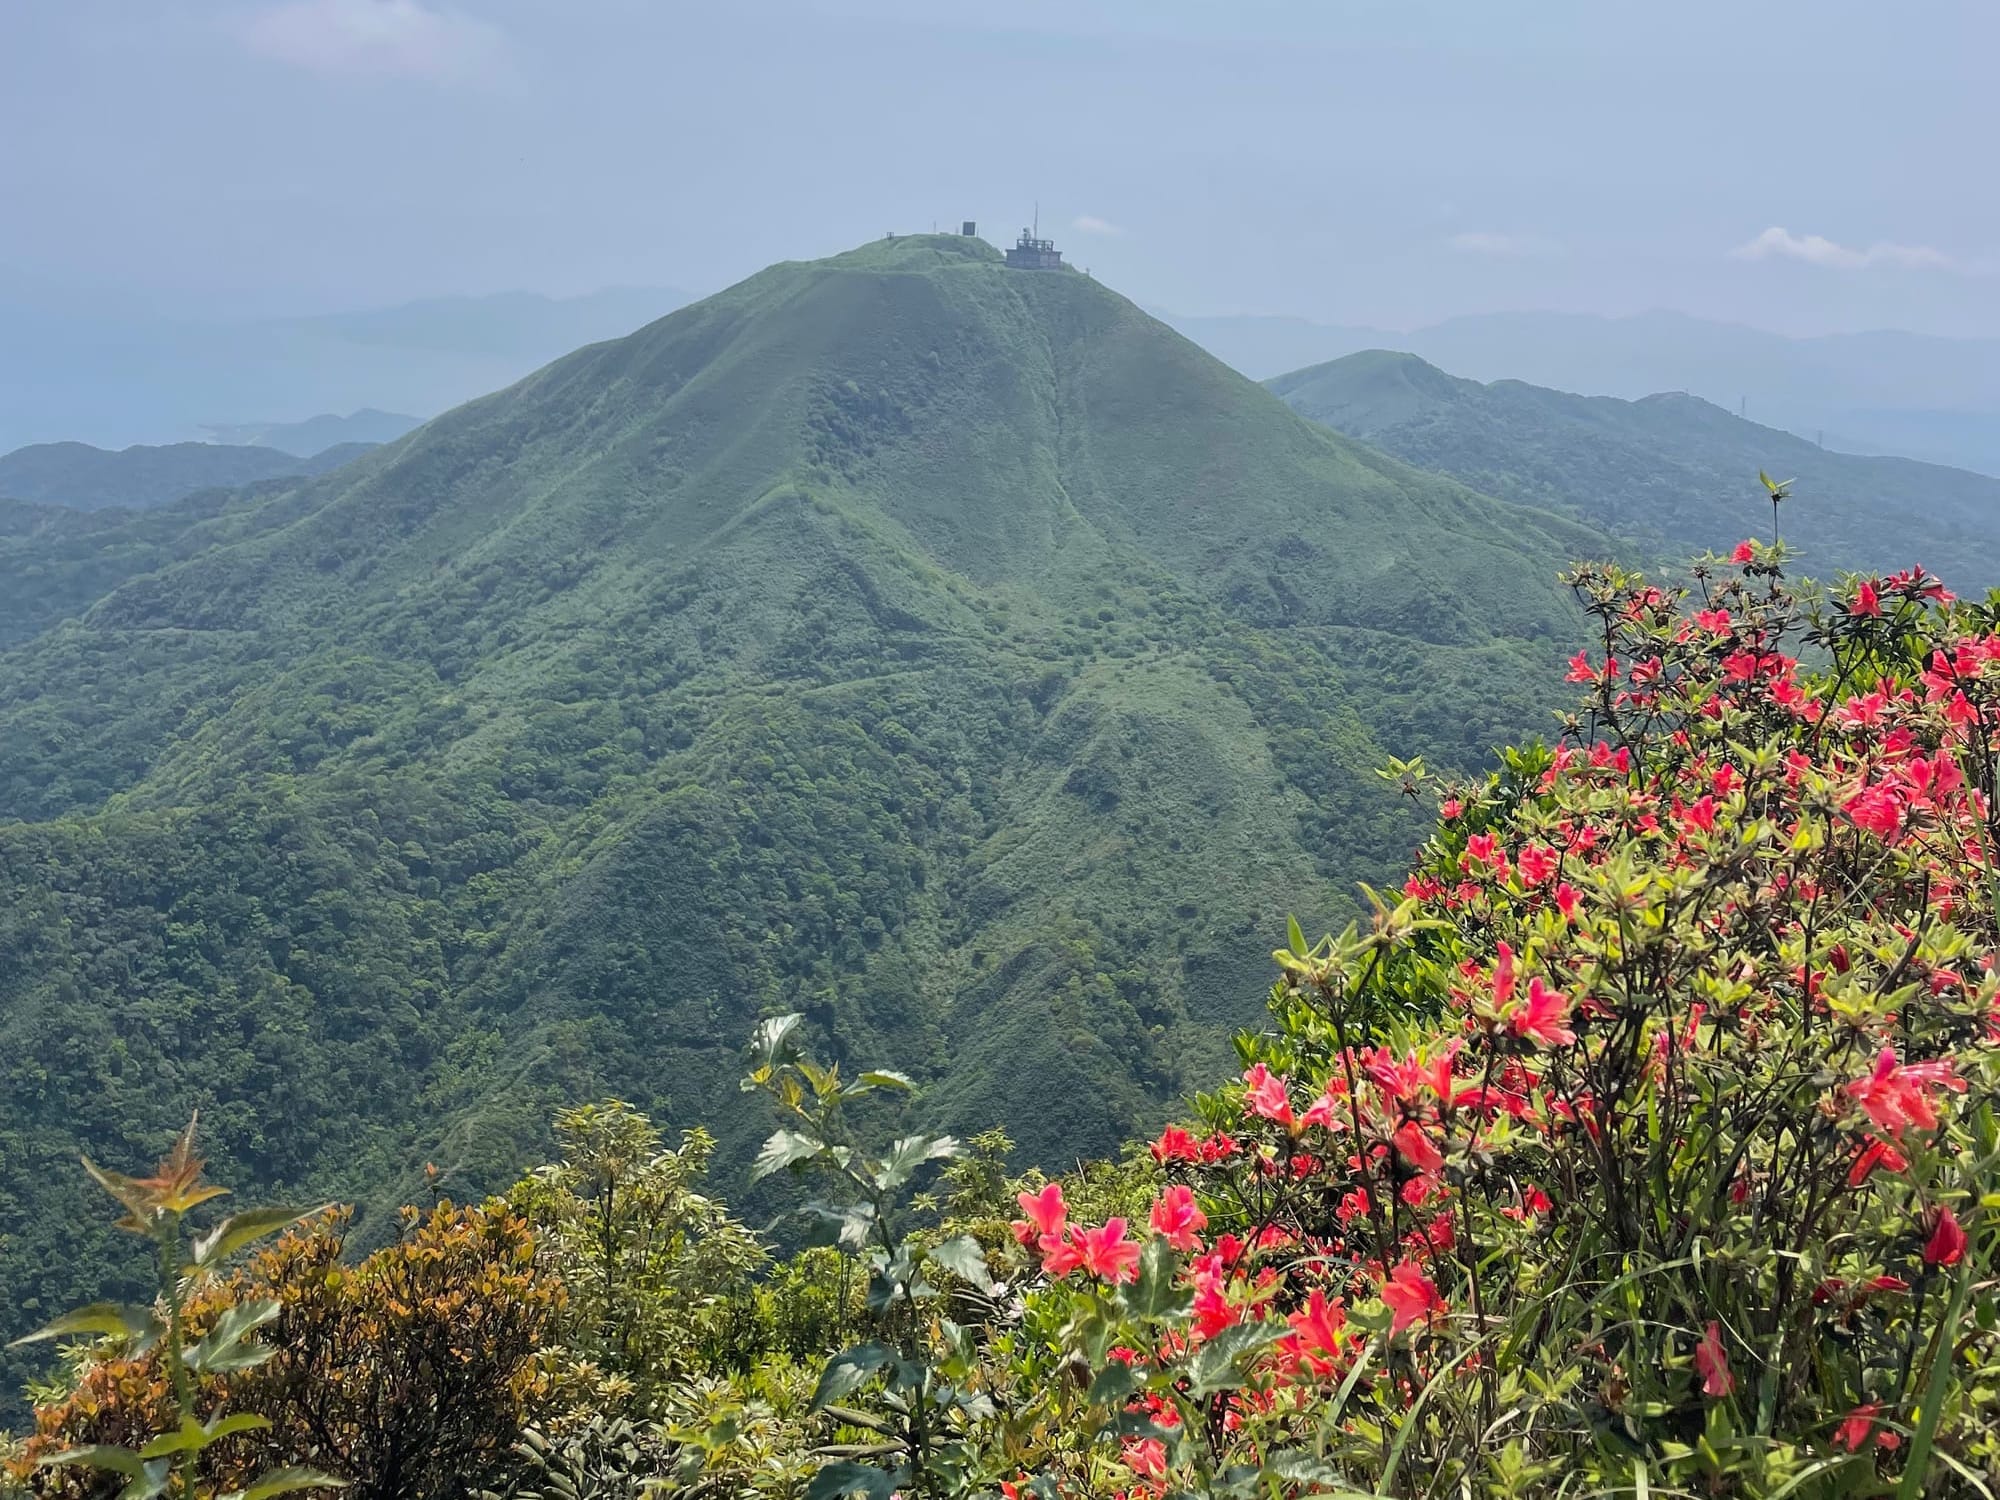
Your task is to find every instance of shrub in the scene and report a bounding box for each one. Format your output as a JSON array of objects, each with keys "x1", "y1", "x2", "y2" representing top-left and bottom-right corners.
[
  {"x1": 989, "y1": 548, "x2": 2000, "y2": 1497},
  {"x1": 22, "y1": 1199, "x2": 559, "y2": 1500},
  {"x1": 506, "y1": 1101, "x2": 767, "y2": 1408}
]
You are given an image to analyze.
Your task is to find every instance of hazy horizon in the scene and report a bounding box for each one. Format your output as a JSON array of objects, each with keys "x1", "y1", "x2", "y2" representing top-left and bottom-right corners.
[{"x1": 7, "y1": 0, "x2": 2000, "y2": 338}]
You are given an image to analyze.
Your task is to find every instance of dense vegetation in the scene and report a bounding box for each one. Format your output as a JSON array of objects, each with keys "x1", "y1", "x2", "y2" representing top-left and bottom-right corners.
[
  {"x1": 0, "y1": 441, "x2": 374, "y2": 512},
  {"x1": 1270, "y1": 350, "x2": 2000, "y2": 588},
  {"x1": 12, "y1": 548, "x2": 1998, "y2": 1495},
  {"x1": 0, "y1": 236, "x2": 1618, "y2": 1403}
]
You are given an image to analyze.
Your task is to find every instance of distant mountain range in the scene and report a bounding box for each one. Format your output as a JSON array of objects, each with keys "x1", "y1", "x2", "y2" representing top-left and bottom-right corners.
[
  {"x1": 1168, "y1": 308, "x2": 2000, "y2": 478},
  {"x1": 0, "y1": 437, "x2": 381, "y2": 512},
  {"x1": 1269, "y1": 350, "x2": 2000, "y2": 591},
  {"x1": 200, "y1": 410, "x2": 422, "y2": 453},
  {"x1": 0, "y1": 287, "x2": 688, "y2": 453}
]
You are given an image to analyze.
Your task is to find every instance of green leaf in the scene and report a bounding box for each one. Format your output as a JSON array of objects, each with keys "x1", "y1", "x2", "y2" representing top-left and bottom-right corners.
[
  {"x1": 140, "y1": 1411, "x2": 275, "y2": 1459},
  {"x1": 747, "y1": 1013, "x2": 806, "y2": 1071},
  {"x1": 804, "y1": 1461, "x2": 899, "y2": 1500},
  {"x1": 1126, "y1": 1238, "x2": 1189, "y2": 1321},
  {"x1": 751, "y1": 1129, "x2": 824, "y2": 1181},
  {"x1": 875, "y1": 1133, "x2": 958, "y2": 1192},
  {"x1": 811, "y1": 1342, "x2": 896, "y2": 1408},
  {"x1": 1287, "y1": 914, "x2": 1307, "y2": 957},
  {"x1": 219, "y1": 1467, "x2": 350, "y2": 1500},
  {"x1": 924, "y1": 1234, "x2": 998, "y2": 1294},
  {"x1": 41, "y1": 1445, "x2": 149, "y2": 1478},
  {"x1": 1186, "y1": 1319, "x2": 1287, "y2": 1397},
  {"x1": 9, "y1": 1302, "x2": 163, "y2": 1352},
  {"x1": 186, "y1": 1298, "x2": 282, "y2": 1374},
  {"x1": 797, "y1": 1199, "x2": 876, "y2": 1251},
  {"x1": 190, "y1": 1206, "x2": 321, "y2": 1272},
  {"x1": 1087, "y1": 1361, "x2": 1141, "y2": 1406},
  {"x1": 848, "y1": 1069, "x2": 915, "y2": 1096}
]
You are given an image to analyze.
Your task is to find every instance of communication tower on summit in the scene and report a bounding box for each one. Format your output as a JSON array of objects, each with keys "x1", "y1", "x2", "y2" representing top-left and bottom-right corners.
[{"x1": 1004, "y1": 207, "x2": 1067, "y2": 270}]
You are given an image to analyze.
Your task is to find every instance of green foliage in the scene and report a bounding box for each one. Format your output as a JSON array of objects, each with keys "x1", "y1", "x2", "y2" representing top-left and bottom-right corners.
[
  {"x1": 743, "y1": 1015, "x2": 1000, "y2": 1500},
  {"x1": 508, "y1": 1101, "x2": 767, "y2": 1407}
]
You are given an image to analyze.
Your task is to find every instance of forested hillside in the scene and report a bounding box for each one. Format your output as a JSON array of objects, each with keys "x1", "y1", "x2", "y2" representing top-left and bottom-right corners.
[
  {"x1": 1270, "y1": 349, "x2": 2000, "y2": 586},
  {"x1": 0, "y1": 438, "x2": 375, "y2": 511},
  {"x1": 0, "y1": 235, "x2": 1613, "y2": 1391}
]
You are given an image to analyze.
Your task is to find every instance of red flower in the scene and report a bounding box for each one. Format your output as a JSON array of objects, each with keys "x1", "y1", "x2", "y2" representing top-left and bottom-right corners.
[
  {"x1": 1852, "y1": 580, "x2": 1883, "y2": 617},
  {"x1": 1074, "y1": 1218, "x2": 1142, "y2": 1283},
  {"x1": 1553, "y1": 882, "x2": 1581, "y2": 922},
  {"x1": 1278, "y1": 1287, "x2": 1348, "y2": 1377},
  {"x1": 1835, "y1": 1403, "x2": 1881, "y2": 1452},
  {"x1": 1731, "y1": 540, "x2": 1755, "y2": 564},
  {"x1": 1694, "y1": 1321, "x2": 1734, "y2": 1397},
  {"x1": 1150, "y1": 1125, "x2": 1199, "y2": 1164},
  {"x1": 1121, "y1": 1438, "x2": 1167, "y2": 1481},
  {"x1": 1379, "y1": 1259, "x2": 1446, "y2": 1335},
  {"x1": 1392, "y1": 1120, "x2": 1444, "y2": 1174},
  {"x1": 1149, "y1": 1185, "x2": 1208, "y2": 1251},
  {"x1": 1509, "y1": 977, "x2": 1577, "y2": 1048},
  {"x1": 1923, "y1": 1204, "x2": 1968, "y2": 1267},
  {"x1": 1846, "y1": 1137, "x2": 1908, "y2": 1187}
]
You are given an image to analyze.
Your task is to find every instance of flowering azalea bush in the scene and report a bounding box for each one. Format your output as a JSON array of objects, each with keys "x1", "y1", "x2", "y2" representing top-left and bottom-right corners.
[{"x1": 973, "y1": 548, "x2": 2000, "y2": 1497}]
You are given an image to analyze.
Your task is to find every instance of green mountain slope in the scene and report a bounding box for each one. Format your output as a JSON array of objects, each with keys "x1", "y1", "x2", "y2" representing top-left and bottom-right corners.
[
  {"x1": 0, "y1": 236, "x2": 1609, "y2": 1388},
  {"x1": 0, "y1": 438, "x2": 376, "y2": 511},
  {"x1": 1270, "y1": 349, "x2": 2000, "y2": 585}
]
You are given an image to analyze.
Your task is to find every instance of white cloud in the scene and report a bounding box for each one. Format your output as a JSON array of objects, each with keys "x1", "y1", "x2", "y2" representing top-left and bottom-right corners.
[
  {"x1": 1071, "y1": 215, "x2": 1124, "y2": 237},
  {"x1": 1447, "y1": 230, "x2": 1561, "y2": 257},
  {"x1": 237, "y1": 0, "x2": 508, "y2": 84},
  {"x1": 1730, "y1": 225, "x2": 1954, "y2": 271}
]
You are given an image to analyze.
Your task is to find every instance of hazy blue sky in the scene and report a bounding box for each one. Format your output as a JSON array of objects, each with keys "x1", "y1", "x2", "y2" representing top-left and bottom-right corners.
[{"x1": 7, "y1": 0, "x2": 1999, "y2": 334}]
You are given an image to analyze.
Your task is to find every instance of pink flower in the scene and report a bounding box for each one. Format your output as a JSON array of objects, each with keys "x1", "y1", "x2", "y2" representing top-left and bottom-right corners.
[
  {"x1": 1242, "y1": 1063, "x2": 1294, "y2": 1128},
  {"x1": 1846, "y1": 1047, "x2": 1965, "y2": 1139},
  {"x1": 1492, "y1": 940, "x2": 1518, "y2": 1009},
  {"x1": 1852, "y1": 580, "x2": 1883, "y2": 617},
  {"x1": 1014, "y1": 1181, "x2": 1067, "y2": 1240},
  {"x1": 1554, "y1": 882, "x2": 1581, "y2": 922},
  {"x1": 1731, "y1": 540, "x2": 1756, "y2": 564},
  {"x1": 1150, "y1": 1125, "x2": 1199, "y2": 1164},
  {"x1": 1149, "y1": 1185, "x2": 1208, "y2": 1251},
  {"x1": 1380, "y1": 1259, "x2": 1445, "y2": 1334},
  {"x1": 1074, "y1": 1218, "x2": 1142, "y2": 1283},
  {"x1": 1843, "y1": 784, "x2": 1902, "y2": 840},
  {"x1": 1037, "y1": 1232, "x2": 1084, "y2": 1278},
  {"x1": 1516, "y1": 843, "x2": 1558, "y2": 884},
  {"x1": 1924, "y1": 1204, "x2": 1968, "y2": 1267},
  {"x1": 1694, "y1": 1321, "x2": 1733, "y2": 1397}
]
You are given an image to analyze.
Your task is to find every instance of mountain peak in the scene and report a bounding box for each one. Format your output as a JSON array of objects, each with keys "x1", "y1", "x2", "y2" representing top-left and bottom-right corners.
[{"x1": 813, "y1": 232, "x2": 1005, "y2": 274}]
